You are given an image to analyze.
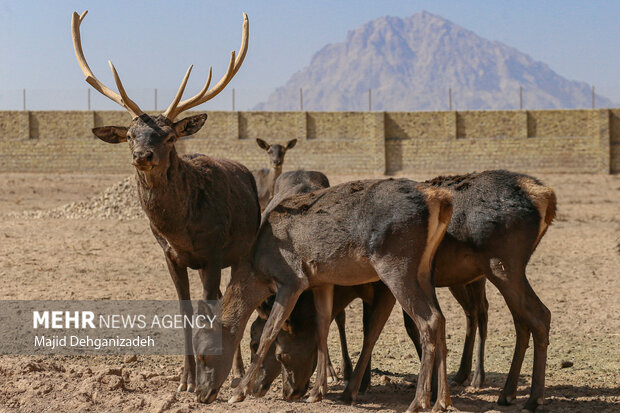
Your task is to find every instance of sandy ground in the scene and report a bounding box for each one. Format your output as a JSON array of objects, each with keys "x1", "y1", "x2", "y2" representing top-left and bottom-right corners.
[{"x1": 0, "y1": 171, "x2": 619, "y2": 412}]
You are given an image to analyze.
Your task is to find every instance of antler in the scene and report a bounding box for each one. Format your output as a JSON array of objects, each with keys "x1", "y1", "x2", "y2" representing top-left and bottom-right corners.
[
  {"x1": 71, "y1": 10, "x2": 143, "y2": 118},
  {"x1": 163, "y1": 13, "x2": 249, "y2": 121}
]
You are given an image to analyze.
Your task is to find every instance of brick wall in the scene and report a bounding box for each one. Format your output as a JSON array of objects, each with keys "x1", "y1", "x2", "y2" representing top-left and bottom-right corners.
[{"x1": 0, "y1": 109, "x2": 617, "y2": 175}]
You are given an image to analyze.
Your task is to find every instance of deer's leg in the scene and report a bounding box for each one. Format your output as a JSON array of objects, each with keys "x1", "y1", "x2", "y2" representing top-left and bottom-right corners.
[
  {"x1": 380, "y1": 266, "x2": 451, "y2": 412},
  {"x1": 402, "y1": 308, "x2": 423, "y2": 359},
  {"x1": 359, "y1": 301, "x2": 372, "y2": 393},
  {"x1": 470, "y1": 279, "x2": 488, "y2": 388},
  {"x1": 341, "y1": 283, "x2": 395, "y2": 404},
  {"x1": 307, "y1": 284, "x2": 334, "y2": 402},
  {"x1": 335, "y1": 309, "x2": 353, "y2": 384},
  {"x1": 199, "y1": 261, "x2": 247, "y2": 388},
  {"x1": 486, "y1": 258, "x2": 550, "y2": 413},
  {"x1": 229, "y1": 284, "x2": 304, "y2": 403},
  {"x1": 326, "y1": 349, "x2": 338, "y2": 384},
  {"x1": 448, "y1": 283, "x2": 477, "y2": 386},
  {"x1": 165, "y1": 252, "x2": 195, "y2": 392}
]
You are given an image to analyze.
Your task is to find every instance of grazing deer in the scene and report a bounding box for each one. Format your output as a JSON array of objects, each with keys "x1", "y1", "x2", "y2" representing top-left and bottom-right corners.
[
  {"x1": 250, "y1": 281, "x2": 389, "y2": 399},
  {"x1": 193, "y1": 178, "x2": 454, "y2": 412},
  {"x1": 71, "y1": 10, "x2": 258, "y2": 392},
  {"x1": 252, "y1": 280, "x2": 486, "y2": 400},
  {"x1": 248, "y1": 170, "x2": 481, "y2": 399},
  {"x1": 251, "y1": 170, "x2": 555, "y2": 413},
  {"x1": 252, "y1": 139, "x2": 297, "y2": 210}
]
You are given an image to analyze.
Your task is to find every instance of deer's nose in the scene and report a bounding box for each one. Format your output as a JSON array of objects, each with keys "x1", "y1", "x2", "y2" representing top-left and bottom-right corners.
[{"x1": 133, "y1": 150, "x2": 154, "y2": 163}]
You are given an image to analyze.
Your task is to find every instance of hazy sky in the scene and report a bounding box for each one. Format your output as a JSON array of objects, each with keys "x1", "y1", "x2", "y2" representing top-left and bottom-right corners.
[{"x1": 1, "y1": 0, "x2": 618, "y2": 110}]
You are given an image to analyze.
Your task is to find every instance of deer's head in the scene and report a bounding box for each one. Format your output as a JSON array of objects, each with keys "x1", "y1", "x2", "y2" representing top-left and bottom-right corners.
[
  {"x1": 71, "y1": 10, "x2": 248, "y2": 175},
  {"x1": 256, "y1": 139, "x2": 297, "y2": 168}
]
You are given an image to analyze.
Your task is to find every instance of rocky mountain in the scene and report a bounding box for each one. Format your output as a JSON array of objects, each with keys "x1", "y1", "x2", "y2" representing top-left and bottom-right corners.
[{"x1": 255, "y1": 11, "x2": 613, "y2": 111}]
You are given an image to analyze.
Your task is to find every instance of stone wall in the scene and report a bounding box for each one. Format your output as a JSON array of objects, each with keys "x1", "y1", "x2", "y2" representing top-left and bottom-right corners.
[{"x1": 0, "y1": 109, "x2": 617, "y2": 175}]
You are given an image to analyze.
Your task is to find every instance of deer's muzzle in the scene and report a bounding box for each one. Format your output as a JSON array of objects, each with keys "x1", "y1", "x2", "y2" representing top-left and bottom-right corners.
[{"x1": 132, "y1": 150, "x2": 157, "y2": 170}]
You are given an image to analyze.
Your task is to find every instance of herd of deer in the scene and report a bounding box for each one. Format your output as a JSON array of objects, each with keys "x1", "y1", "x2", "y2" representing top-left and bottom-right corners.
[{"x1": 71, "y1": 11, "x2": 556, "y2": 412}]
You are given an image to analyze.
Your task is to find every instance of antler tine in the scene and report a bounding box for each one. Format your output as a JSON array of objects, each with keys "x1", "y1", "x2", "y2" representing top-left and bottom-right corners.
[
  {"x1": 71, "y1": 10, "x2": 143, "y2": 118},
  {"x1": 163, "y1": 65, "x2": 196, "y2": 119},
  {"x1": 164, "y1": 12, "x2": 249, "y2": 120},
  {"x1": 108, "y1": 61, "x2": 144, "y2": 118}
]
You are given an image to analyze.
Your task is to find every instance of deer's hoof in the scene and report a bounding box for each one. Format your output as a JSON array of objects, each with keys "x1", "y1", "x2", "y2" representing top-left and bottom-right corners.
[
  {"x1": 228, "y1": 391, "x2": 245, "y2": 404},
  {"x1": 340, "y1": 391, "x2": 356, "y2": 405},
  {"x1": 432, "y1": 399, "x2": 453, "y2": 412},
  {"x1": 521, "y1": 397, "x2": 543, "y2": 413},
  {"x1": 306, "y1": 393, "x2": 323, "y2": 403},
  {"x1": 498, "y1": 394, "x2": 515, "y2": 406},
  {"x1": 407, "y1": 397, "x2": 431, "y2": 413},
  {"x1": 177, "y1": 383, "x2": 188, "y2": 392},
  {"x1": 186, "y1": 383, "x2": 195, "y2": 393}
]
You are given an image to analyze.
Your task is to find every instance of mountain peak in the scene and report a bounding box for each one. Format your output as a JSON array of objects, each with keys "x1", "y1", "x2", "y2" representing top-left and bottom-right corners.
[{"x1": 256, "y1": 11, "x2": 612, "y2": 111}]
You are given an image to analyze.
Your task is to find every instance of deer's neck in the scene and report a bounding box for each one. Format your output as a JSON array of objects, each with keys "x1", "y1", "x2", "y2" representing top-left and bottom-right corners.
[
  {"x1": 224, "y1": 267, "x2": 274, "y2": 350},
  {"x1": 135, "y1": 147, "x2": 188, "y2": 222},
  {"x1": 270, "y1": 165, "x2": 283, "y2": 195}
]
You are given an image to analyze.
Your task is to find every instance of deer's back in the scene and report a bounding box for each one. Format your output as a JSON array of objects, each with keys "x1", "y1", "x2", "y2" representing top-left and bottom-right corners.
[
  {"x1": 258, "y1": 179, "x2": 432, "y2": 270},
  {"x1": 427, "y1": 170, "x2": 555, "y2": 249},
  {"x1": 274, "y1": 170, "x2": 330, "y2": 195}
]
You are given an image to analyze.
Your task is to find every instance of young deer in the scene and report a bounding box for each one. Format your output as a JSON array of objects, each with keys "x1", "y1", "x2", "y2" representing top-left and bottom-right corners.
[
  {"x1": 193, "y1": 178, "x2": 454, "y2": 412},
  {"x1": 249, "y1": 170, "x2": 481, "y2": 399},
  {"x1": 252, "y1": 139, "x2": 297, "y2": 210},
  {"x1": 251, "y1": 170, "x2": 555, "y2": 413},
  {"x1": 71, "y1": 10, "x2": 258, "y2": 392}
]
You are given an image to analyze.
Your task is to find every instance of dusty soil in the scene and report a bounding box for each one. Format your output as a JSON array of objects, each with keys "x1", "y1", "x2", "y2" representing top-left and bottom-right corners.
[{"x1": 0, "y1": 172, "x2": 619, "y2": 412}]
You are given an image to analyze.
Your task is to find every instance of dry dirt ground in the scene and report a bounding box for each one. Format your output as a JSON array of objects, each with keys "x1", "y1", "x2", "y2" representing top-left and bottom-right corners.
[{"x1": 0, "y1": 172, "x2": 619, "y2": 412}]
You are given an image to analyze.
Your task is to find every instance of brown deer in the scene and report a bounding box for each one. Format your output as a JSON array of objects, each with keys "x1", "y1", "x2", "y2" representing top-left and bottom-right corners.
[
  {"x1": 249, "y1": 170, "x2": 485, "y2": 399},
  {"x1": 192, "y1": 177, "x2": 454, "y2": 412},
  {"x1": 250, "y1": 281, "x2": 389, "y2": 400},
  {"x1": 71, "y1": 10, "x2": 258, "y2": 392},
  {"x1": 252, "y1": 139, "x2": 297, "y2": 210},
  {"x1": 256, "y1": 170, "x2": 555, "y2": 413}
]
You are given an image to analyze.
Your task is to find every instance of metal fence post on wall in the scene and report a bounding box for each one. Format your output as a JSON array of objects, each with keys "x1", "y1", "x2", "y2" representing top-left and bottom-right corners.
[
  {"x1": 520, "y1": 86, "x2": 523, "y2": 110},
  {"x1": 449, "y1": 87, "x2": 452, "y2": 111},
  {"x1": 232, "y1": 88, "x2": 236, "y2": 111},
  {"x1": 299, "y1": 88, "x2": 303, "y2": 111},
  {"x1": 592, "y1": 86, "x2": 595, "y2": 109},
  {"x1": 23, "y1": 88, "x2": 26, "y2": 111},
  {"x1": 368, "y1": 88, "x2": 372, "y2": 111},
  {"x1": 154, "y1": 88, "x2": 158, "y2": 111}
]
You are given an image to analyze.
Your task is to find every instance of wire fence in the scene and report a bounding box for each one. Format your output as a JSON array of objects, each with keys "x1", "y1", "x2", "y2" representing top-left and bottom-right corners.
[{"x1": 0, "y1": 85, "x2": 617, "y2": 112}]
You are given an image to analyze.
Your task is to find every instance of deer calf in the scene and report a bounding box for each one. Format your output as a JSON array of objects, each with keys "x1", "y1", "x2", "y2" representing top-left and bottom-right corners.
[
  {"x1": 250, "y1": 170, "x2": 555, "y2": 413},
  {"x1": 193, "y1": 178, "x2": 454, "y2": 412},
  {"x1": 252, "y1": 139, "x2": 297, "y2": 210}
]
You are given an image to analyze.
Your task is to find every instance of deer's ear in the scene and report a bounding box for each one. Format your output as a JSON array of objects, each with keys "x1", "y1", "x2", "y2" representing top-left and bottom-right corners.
[
  {"x1": 286, "y1": 139, "x2": 297, "y2": 149},
  {"x1": 196, "y1": 300, "x2": 210, "y2": 316},
  {"x1": 173, "y1": 113, "x2": 208, "y2": 137},
  {"x1": 92, "y1": 126, "x2": 128, "y2": 144},
  {"x1": 256, "y1": 138, "x2": 270, "y2": 150}
]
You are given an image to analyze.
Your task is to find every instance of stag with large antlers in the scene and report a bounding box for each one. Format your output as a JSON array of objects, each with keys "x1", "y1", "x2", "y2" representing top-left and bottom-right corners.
[{"x1": 71, "y1": 10, "x2": 259, "y2": 392}]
